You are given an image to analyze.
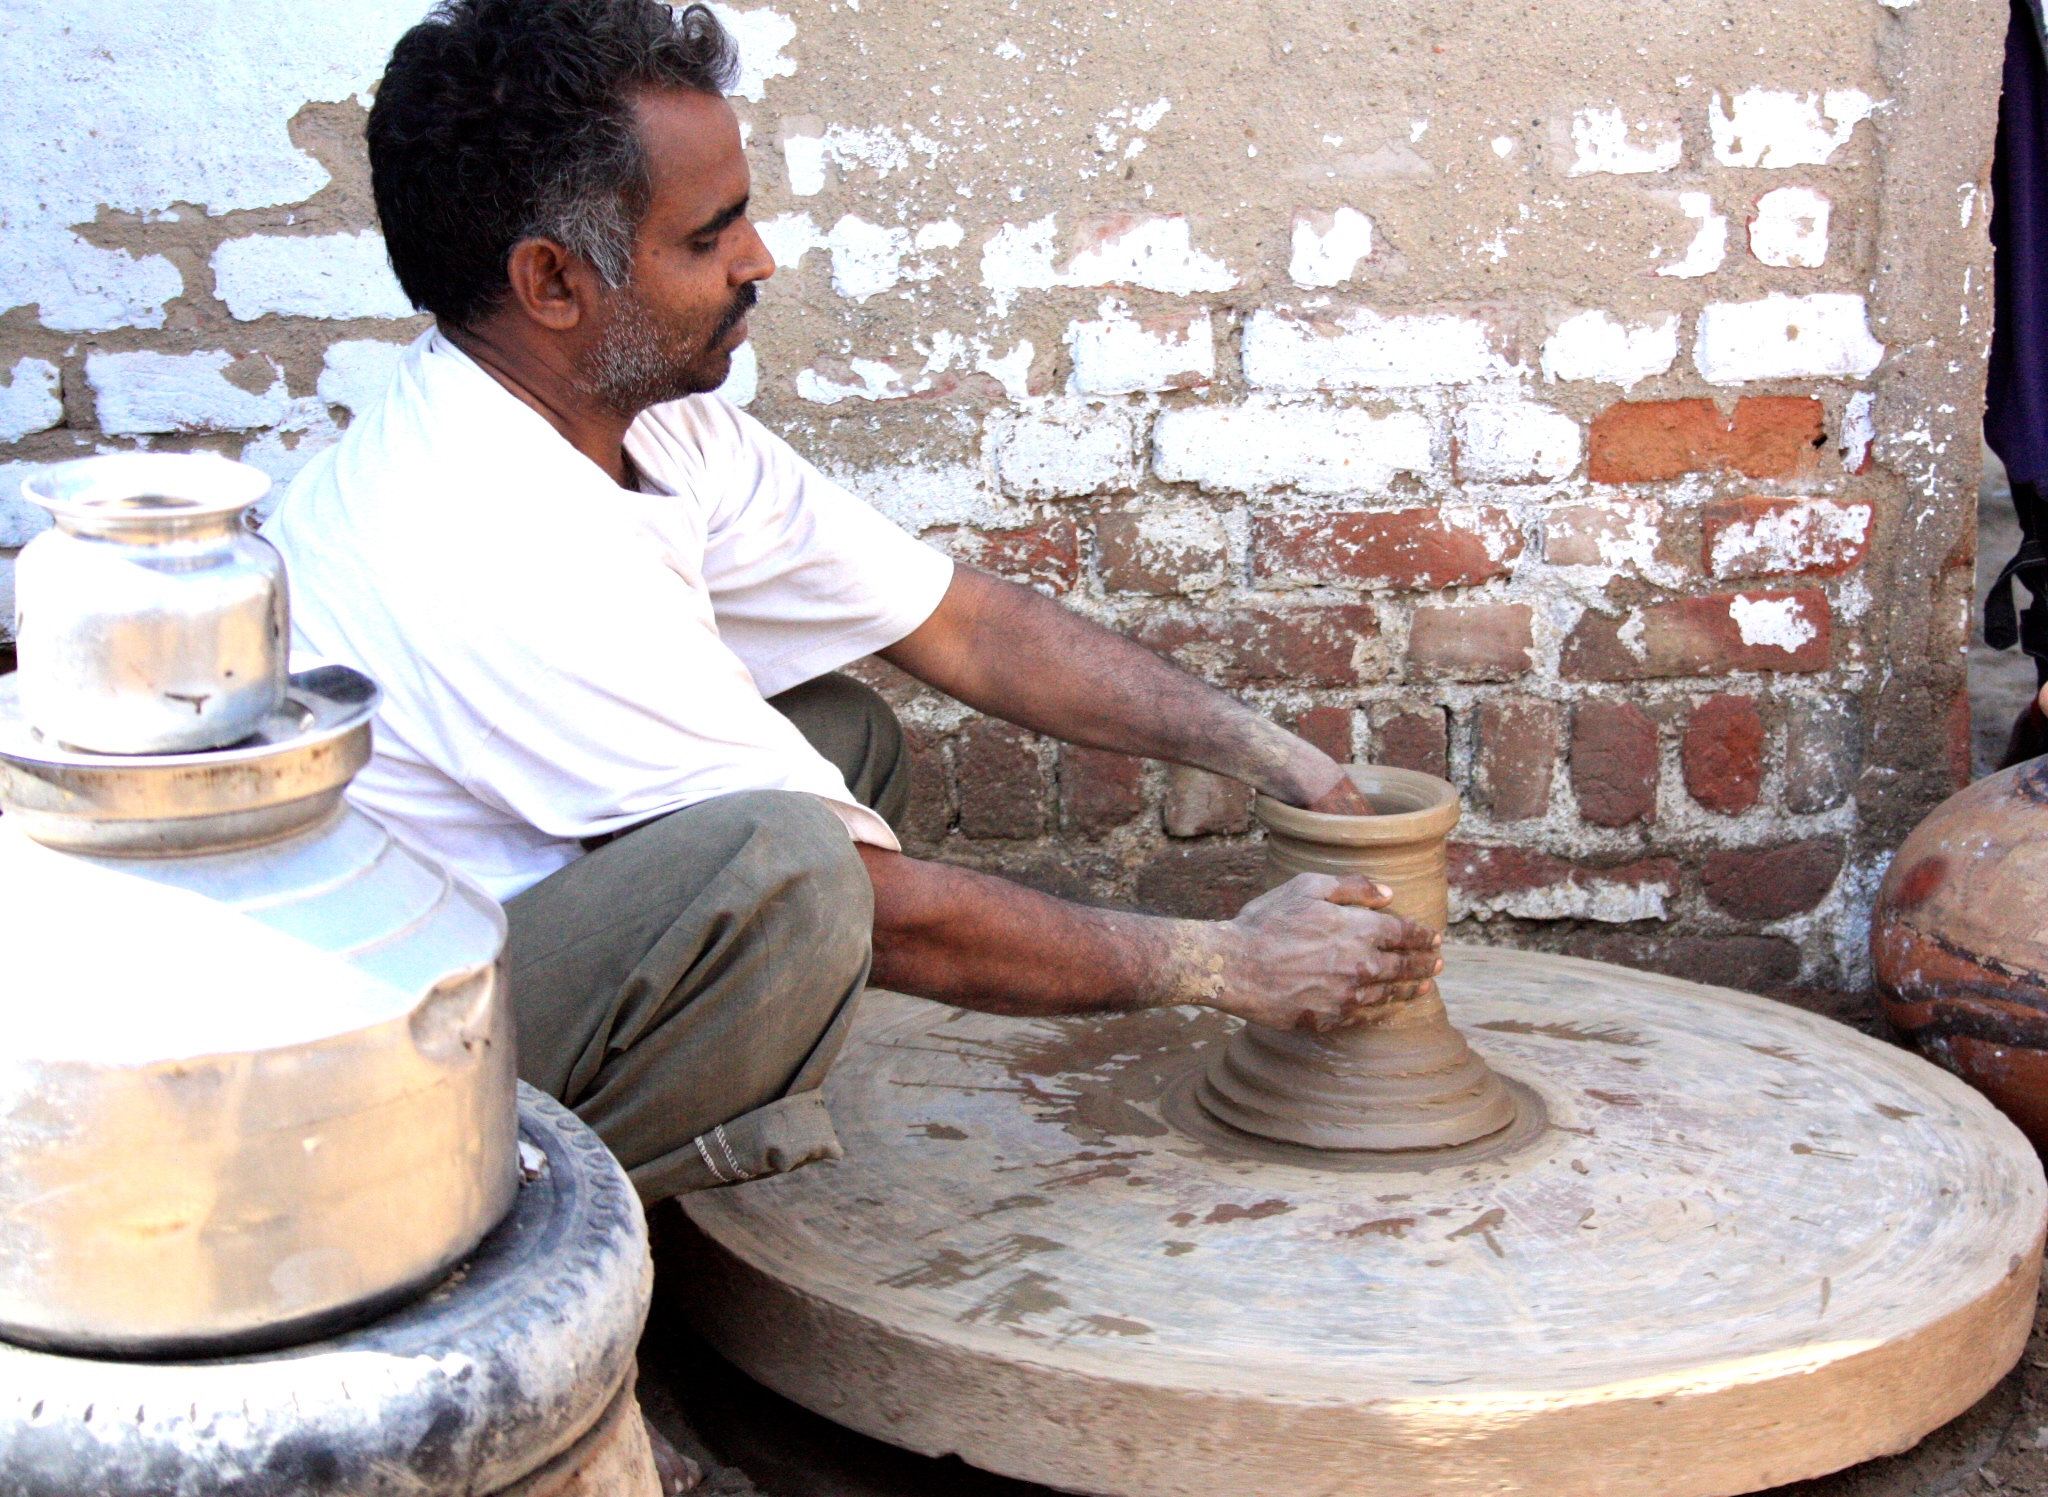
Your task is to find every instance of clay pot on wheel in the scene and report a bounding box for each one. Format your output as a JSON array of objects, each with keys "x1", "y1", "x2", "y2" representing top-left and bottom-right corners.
[
  {"x1": 1194, "y1": 764, "x2": 1517, "y2": 1151},
  {"x1": 1874, "y1": 756, "x2": 2048, "y2": 1151}
]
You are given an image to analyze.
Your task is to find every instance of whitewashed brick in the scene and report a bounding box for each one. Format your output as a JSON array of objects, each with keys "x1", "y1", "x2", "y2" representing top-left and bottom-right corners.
[
  {"x1": 1242, "y1": 306, "x2": 1515, "y2": 390},
  {"x1": 718, "y1": 341, "x2": 759, "y2": 407},
  {"x1": 0, "y1": 359, "x2": 63, "y2": 444},
  {"x1": 1153, "y1": 404, "x2": 1435, "y2": 495},
  {"x1": 88, "y1": 350, "x2": 292, "y2": 436},
  {"x1": 1694, "y1": 293, "x2": 1885, "y2": 384},
  {"x1": 1545, "y1": 499, "x2": 1663, "y2": 573},
  {"x1": 1709, "y1": 88, "x2": 1876, "y2": 168},
  {"x1": 1067, "y1": 304, "x2": 1213, "y2": 395},
  {"x1": 1289, "y1": 208, "x2": 1375, "y2": 288},
  {"x1": 1064, "y1": 214, "x2": 1236, "y2": 294},
  {"x1": 211, "y1": 231, "x2": 413, "y2": 321},
  {"x1": 1708, "y1": 498, "x2": 1872, "y2": 578},
  {"x1": 1455, "y1": 402, "x2": 1581, "y2": 482},
  {"x1": 1749, "y1": 186, "x2": 1831, "y2": 268},
  {"x1": 1656, "y1": 193, "x2": 1728, "y2": 279},
  {"x1": 979, "y1": 213, "x2": 1235, "y2": 317},
  {"x1": 316, "y1": 339, "x2": 408, "y2": 419},
  {"x1": 238, "y1": 397, "x2": 342, "y2": 490},
  {"x1": 781, "y1": 122, "x2": 827, "y2": 196},
  {"x1": 1541, "y1": 311, "x2": 1678, "y2": 389},
  {"x1": 989, "y1": 403, "x2": 1143, "y2": 499},
  {"x1": 1567, "y1": 108, "x2": 1682, "y2": 176},
  {"x1": 0, "y1": 461, "x2": 55, "y2": 547}
]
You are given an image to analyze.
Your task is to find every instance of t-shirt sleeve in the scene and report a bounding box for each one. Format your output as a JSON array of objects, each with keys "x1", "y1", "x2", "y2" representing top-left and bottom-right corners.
[{"x1": 635, "y1": 398, "x2": 954, "y2": 698}]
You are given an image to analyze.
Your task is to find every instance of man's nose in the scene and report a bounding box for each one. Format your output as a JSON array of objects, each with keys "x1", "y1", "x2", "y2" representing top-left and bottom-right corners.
[{"x1": 733, "y1": 219, "x2": 775, "y2": 283}]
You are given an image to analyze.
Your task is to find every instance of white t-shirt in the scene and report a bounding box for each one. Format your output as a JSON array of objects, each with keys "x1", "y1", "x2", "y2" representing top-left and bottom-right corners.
[{"x1": 266, "y1": 330, "x2": 954, "y2": 902}]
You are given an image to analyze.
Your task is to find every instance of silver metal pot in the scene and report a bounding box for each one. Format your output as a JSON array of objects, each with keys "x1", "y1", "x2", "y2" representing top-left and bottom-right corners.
[
  {"x1": 0, "y1": 663, "x2": 518, "y2": 1355},
  {"x1": 15, "y1": 452, "x2": 286, "y2": 754}
]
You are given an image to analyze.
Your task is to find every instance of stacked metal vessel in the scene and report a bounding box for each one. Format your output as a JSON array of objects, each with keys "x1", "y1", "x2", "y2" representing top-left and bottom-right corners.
[{"x1": 0, "y1": 454, "x2": 656, "y2": 1496}]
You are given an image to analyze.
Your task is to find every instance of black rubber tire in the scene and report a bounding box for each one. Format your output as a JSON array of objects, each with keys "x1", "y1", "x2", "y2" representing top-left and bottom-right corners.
[{"x1": 0, "y1": 1084, "x2": 649, "y2": 1497}]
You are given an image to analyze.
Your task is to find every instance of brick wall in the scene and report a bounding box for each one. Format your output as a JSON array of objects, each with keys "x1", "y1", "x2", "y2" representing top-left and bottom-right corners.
[{"x1": 0, "y1": 0, "x2": 2006, "y2": 990}]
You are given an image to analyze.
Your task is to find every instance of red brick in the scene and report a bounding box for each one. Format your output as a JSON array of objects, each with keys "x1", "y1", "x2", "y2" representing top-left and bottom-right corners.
[
  {"x1": 1701, "y1": 496, "x2": 1872, "y2": 579},
  {"x1": 1450, "y1": 844, "x2": 1679, "y2": 919},
  {"x1": 1252, "y1": 507, "x2": 1522, "y2": 591},
  {"x1": 1059, "y1": 745, "x2": 1144, "y2": 834},
  {"x1": 1096, "y1": 512, "x2": 1228, "y2": 596},
  {"x1": 1474, "y1": 696, "x2": 1561, "y2": 820},
  {"x1": 955, "y1": 719, "x2": 1046, "y2": 839},
  {"x1": 898, "y1": 725, "x2": 954, "y2": 848},
  {"x1": 1406, "y1": 603, "x2": 1533, "y2": 681},
  {"x1": 1373, "y1": 708, "x2": 1448, "y2": 779},
  {"x1": 1561, "y1": 591, "x2": 1832, "y2": 679},
  {"x1": 1682, "y1": 695, "x2": 1764, "y2": 815},
  {"x1": 1587, "y1": 396, "x2": 1825, "y2": 484},
  {"x1": 1545, "y1": 500, "x2": 1663, "y2": 568},
  {"x1": 1292, "y1": 705, "x2": 1354, "y2": 762},
  {"x1": 1135, "y1": 844, "x2": 1268, "y2": 920},
  {"x1": 1137, "y1": 606, "x2": 1379, "y2": 687},
  {"x1": 1562, "y1": 932, "x2": 1801, "y2": 994},
  {"x1": 1450, "y1": 843, "x2": 1574, "y2": 900},
  {"x1": 1570, "y1": 700, "x2": 1659, "y2": 827},
  {"x1": 925, "y1": 519, "x2": 1079, "y2": 593},
  {"x1": 1162, "y1": 765, "x2": 1255, "y2": 837},
  {"x1": 1702, "y1": 839, "x2": 1844, "y2": 919}
]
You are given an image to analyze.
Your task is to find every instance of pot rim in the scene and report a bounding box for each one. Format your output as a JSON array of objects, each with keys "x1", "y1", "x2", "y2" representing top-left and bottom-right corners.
[
  {"x1": 21, "y1": 452, "x2": 271, "y2": 529},
  {"x1": 1255, "y1": 763, "x2": 1460, "y2": 846}
]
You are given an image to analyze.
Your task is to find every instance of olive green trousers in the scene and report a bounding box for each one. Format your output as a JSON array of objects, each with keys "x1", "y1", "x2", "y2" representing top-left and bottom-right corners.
[{"x1": 502, "y1": 673, "x2": 907, "y2": 1199}]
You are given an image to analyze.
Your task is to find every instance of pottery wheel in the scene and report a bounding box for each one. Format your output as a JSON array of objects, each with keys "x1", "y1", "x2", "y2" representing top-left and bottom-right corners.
[{"x1": 678, "y1": 947, "x2": 2047, "y2": 1497}]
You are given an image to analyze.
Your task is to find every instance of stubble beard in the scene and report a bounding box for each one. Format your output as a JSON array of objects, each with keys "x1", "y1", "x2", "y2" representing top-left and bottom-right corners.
[{"x1": 577, "y1": 281, "x2": 755, "y2": 417}]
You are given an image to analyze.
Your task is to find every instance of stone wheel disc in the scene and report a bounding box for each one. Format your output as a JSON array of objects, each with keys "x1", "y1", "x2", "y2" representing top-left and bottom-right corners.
[{"x1": 678, "y1": 948, "x2": 2046, "y2": 1497}]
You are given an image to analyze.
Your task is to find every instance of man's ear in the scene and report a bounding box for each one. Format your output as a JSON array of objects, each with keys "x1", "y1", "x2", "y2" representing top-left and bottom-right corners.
[{"x1": 503, "y1": 237, "x2": 601, "y2": 332}]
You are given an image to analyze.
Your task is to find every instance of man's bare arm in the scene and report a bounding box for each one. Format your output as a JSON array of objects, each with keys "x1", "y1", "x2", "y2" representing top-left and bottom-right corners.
[
  {"x1": 858, "y1": 845, "x2": 1441, "y2": 1030},
  {"x1": 880, "y1": 566, "x2": 1373, "y2": 814}
]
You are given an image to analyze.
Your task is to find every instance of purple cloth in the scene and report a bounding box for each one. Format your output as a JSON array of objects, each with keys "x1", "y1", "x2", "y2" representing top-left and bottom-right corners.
[{"x1": 1987, "y1": 0, "x2": 2048, "y2": 482}]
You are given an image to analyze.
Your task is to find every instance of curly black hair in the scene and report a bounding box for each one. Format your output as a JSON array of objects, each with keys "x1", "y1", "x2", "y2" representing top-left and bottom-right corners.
[{"x1": 367, "y1": 0, "x2": 739, "y2": 327}]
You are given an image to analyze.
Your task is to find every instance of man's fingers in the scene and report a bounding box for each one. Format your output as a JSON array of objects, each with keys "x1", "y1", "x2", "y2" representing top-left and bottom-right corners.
[
  {"x1": 1365, "y1": 913, "x2": 1442, "y2": 951},
  {"x1": 1305, "y1": 777, "x2": 1377, "y2": 817},
  {"x1": 1322, "y1": 874, "x2": 1394, "y2": 909}
]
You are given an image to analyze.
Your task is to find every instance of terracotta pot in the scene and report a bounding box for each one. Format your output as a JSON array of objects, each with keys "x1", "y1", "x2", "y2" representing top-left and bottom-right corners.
[{"x1": 1873, "y1": 756, "x2": 2048, "y2": 1151}]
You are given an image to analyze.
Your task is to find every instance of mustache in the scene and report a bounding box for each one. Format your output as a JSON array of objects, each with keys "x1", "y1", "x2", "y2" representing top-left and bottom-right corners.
[{"x1": 709, "y1": 281, "x2": 759, "y2": 347}]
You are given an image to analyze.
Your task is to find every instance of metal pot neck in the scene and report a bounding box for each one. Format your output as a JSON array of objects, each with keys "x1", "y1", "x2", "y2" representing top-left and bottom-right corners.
[
  {"x1": 0, "y1": 666, "x2": 380, "y2": 856},
  {"x1": 22, "y1": 451, "x2": 271, "y2": 538}
]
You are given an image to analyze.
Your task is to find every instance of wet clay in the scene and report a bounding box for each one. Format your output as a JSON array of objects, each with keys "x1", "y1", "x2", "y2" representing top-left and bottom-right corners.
[{"x1": 1193, "y1": 765, "x2": 1519, "y2": 1151}]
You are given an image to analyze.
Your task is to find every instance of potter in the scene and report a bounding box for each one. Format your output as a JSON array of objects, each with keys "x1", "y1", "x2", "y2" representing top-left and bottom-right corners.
[{"x1": 263, "y1": 0, "x2": 1439, "y2": 1210}]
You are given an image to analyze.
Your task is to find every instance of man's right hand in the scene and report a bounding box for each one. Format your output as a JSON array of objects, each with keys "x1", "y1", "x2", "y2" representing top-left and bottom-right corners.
[{"x1": 1207, "y1": 873, "x2": 1443, "y2": 1034}]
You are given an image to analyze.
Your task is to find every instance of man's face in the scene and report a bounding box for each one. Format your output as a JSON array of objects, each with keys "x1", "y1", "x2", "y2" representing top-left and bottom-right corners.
[{"x1": 575, "y1": 88, "x2": 772, "y2": 416}]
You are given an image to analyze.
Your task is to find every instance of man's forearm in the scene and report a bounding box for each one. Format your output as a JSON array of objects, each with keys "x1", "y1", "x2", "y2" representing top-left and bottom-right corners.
[
  {"x1": 857, "y1": 844, "x2": 1226, "y2": 1017},
  {"x1": 859, "y1": 845, "x2": 1443, "y2": 1029},
  {"x1": 880, "y1": 568, "x2": 1348, "y2": 807}
]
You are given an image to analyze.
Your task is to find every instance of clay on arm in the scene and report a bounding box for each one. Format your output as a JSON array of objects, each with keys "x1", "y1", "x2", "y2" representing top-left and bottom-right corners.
[
  {"x1": 879, "y1": 566, "x2": 1373, "y2": 814},
  {"x1": 858, "y1": 845, "x2": 1441, "y2": 1029}
]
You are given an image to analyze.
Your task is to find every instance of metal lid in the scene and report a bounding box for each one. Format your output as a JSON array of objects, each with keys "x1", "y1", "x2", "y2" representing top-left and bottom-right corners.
[{"x1": 0, "y1": 665, "x2": 379, "y2": 854}]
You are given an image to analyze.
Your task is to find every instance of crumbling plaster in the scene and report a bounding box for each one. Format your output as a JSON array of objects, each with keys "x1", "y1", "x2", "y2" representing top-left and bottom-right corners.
[{"x1": 0, "y1": 0, "x2": 2007, "y2": 989}]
